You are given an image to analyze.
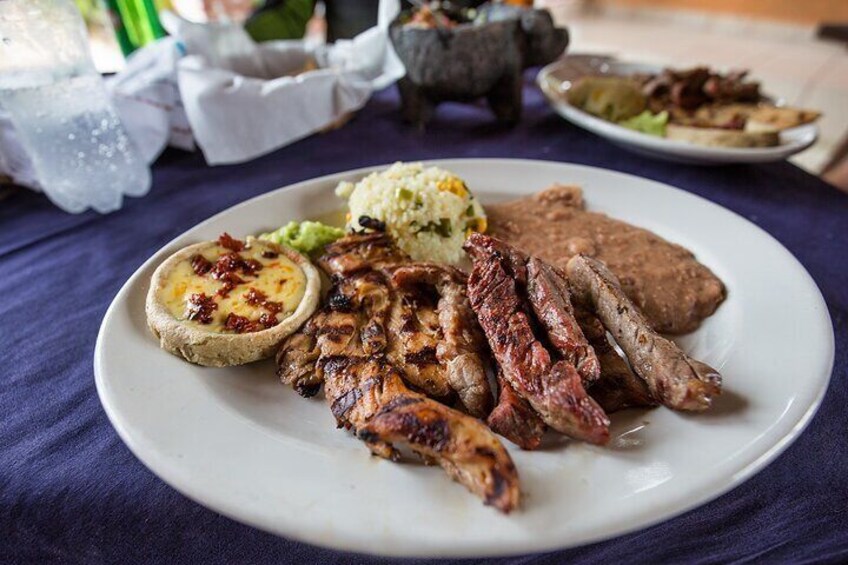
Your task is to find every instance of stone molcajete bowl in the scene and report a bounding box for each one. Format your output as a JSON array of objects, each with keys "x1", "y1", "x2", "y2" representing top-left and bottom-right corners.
[{"x1": 390, "y1": 4, "x2": 569, "y2": 126}]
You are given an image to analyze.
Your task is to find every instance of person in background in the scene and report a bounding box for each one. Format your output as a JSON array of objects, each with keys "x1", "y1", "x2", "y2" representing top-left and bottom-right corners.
[
  {"x1": 244, "y1": 0, "x2": 314, "y2": 42},
  {"x1": 245, "y1": 0, "x2": 387, "y2": 43},
  {"x1": 323, "y1": 0, "x2": 379, "y2": 42},
  {"x1": 245, "y1": 0, "x2": 535, "y2": 43}
]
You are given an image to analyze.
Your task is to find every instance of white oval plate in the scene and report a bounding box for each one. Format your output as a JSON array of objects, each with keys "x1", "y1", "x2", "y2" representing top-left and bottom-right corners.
[
  {"x1": 537, "y1": 57, "x2": 818, "y2": 165},
  {"x1": 95, "y1": 159, "x2": 834, "y2": 558}
]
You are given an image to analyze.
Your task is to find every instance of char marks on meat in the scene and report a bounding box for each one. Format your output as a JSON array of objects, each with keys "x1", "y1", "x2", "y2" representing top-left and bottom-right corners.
[
  {"x1": 567, "y1": 254, "x2": 721, "y2": 411},
  {"x1": 574, "y1": 307, "x2": 657, "y2": 413},
  {"x1": 276, "y1": 321, "x2": 322, "y2": 397},
  {"x1": 276, "y1": 192, "x2": 725, "y2": 511},
  {"x1": 391, "y1": 263, "x2": 492, "y2": 418},
  {"x1": 277, "y1": 233, "x2": 517, "y2": 512},
  {"x1": 385, "y1": 275, "x2": 453, "y2": 400},
  {"x1": 317, "y1": 231, "x2": 404, "y2": 275},
  {"x1": 318, "y1": 235, "x2": 494, "y2": 411},
  {"x1": 526, "y1": 257, "x2": 600, "y2": 385},
  {"x1": 464, "y1": 233, "x2": 610, "y2": 445},
  {"x1": 487, "y1": 371, "x2": 546, "y2": 450}
]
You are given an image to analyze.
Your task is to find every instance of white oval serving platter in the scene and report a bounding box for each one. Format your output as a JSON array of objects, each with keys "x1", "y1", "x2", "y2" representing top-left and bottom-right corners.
[
  {"x1": 537, "y1": 57, "x2": 818, "y2": 165},
  {"x1": 95, "y1": 159, "x2": 834, "y2": 557}
]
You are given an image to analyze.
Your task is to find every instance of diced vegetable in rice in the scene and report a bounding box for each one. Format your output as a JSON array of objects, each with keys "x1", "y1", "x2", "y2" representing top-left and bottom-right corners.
[{"x1": 336, "y1": 162, "x2": 487, "y2": 264}]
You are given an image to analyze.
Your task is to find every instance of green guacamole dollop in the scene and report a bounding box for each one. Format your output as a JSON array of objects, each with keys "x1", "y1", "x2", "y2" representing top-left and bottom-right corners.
[{"x1": 260, "y1": 221, "x2": 344, "y2": 255}]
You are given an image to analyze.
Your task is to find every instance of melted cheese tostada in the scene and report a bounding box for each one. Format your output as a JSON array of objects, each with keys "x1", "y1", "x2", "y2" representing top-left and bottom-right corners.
[{"x1": 146, "y1": 233, "x2": 320, "y2": 367}]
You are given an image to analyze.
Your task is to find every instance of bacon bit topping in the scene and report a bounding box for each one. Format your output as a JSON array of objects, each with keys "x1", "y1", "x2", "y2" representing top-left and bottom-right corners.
[
  {"x1": 264, "y1": 300, "x2": 283, "y2": 314},
  {"x1": 243, "y1": 287, "x2": 284, "y2": 320},
  {"x1": 190, "y1": 254, "x2": 213, "y2": 276},
  {"x1": 219, "y1": 272, "x2": 246, "y2": 286},
  {"x1": 209, "y1": 253, "x2": 262, "y2": 295},
  {"x1": 218, "y1": 232, "x2": 244, "y2": 252},
  {"x1": 262, "y1": 250, "x2": 278, "y2": 259},
  {"x1": 210, "y1": 253, "x2": 241, "y2": 279},
  {"x1": 243, "y1": 287, "x2": 267, "y2": 306},
  {"x1": 216, "y1": 271, "x2": 246, "y2": 298},
  {"x1": 224, "y1": 313, "x2": 263, "y2": 334},
  {"x1": 259, "y1": 312, "x2": 278, "y2": 328},
  {"x1": 185, "y1": 293, "x2": 217, "y2": 324},
  {"x1": 242, "y1": 258, "x2": 262, "y2": 276}
]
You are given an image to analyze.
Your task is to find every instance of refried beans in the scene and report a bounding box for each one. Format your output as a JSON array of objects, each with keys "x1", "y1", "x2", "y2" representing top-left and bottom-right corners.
[{"x1": 486, "y1": 185, "x2": 726, "y2": 334}]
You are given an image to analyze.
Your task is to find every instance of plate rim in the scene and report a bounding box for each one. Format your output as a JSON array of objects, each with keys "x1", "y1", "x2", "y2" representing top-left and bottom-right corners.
[
  {"x1": 536, "y1": 59, "x2": 819, "y2": 163},
  {"x1": 94, "y1": 158, "x2": 835, "y2": 557}
]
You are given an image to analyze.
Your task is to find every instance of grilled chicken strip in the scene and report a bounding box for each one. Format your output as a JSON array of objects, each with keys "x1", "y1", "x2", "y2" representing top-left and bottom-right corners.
[
  {"x1": 526, "y1": 257, "x2": 600, "y2": 384},
  {"x1": 566, "y1": 254, "x2": 721, "y2": 411},
  {"x1": 464, "y1": 234, "x2": 610, "y2": 445},
  {"x1": 319, "y1": 233, "x2": 493, "y2": 409},
  {"x1": 342, "y1": 270, "x2": 393, "y2": 355},
  {"x1": 317, "y1": 230, "x2": 406, "y2": 275},
  {"x1": 487, "y1": 371, "x2": 546, "y2": 450},
  {"x1": 391, "y1": 264, "x2": 492, "y2": 418},
  {"x1": 277, "y1": 279, "x2": 519, "y2": 512},
  {"x1": 278, "y1": 233, "x2": 520, "y2": 512},
  {"x1": 276, "y1": 315, "x2": 323, "y2": 397},
  {"x1": 385, "y1": 284, "x2": 453, "y2": 399},
  {"x1": 331, "y1": 256, "x2": 453, "y2": 401},
  {"x1": 359, "y1": 392, "x2": 518, "y2": 511},
  {"x1": 574, "y1": 307, "x2": 657, "y2": 413}
]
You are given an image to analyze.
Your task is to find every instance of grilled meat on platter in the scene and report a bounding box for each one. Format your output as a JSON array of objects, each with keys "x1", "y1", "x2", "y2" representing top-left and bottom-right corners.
[
  {"x1": 277, "y1": 232, "x2": 519, "y2": 512},
  {"x1": 574, "y1": 307, "x2": 657, "y2": 414},
  {"x1": 487, "y1": 369, "x2": 547, "y2": 450},
  {"x1": 464, "y1": 233, "x2": 611, "y2": 445},
  {"x1": 390, "y1": 263, "x2": 492, "y2": 418},
  {"x1": 278, "y1": 229, "x2": 723, "y2": 512},
  {"x1": 566, "y1": 254, "x2": 722, "y2": 411}
]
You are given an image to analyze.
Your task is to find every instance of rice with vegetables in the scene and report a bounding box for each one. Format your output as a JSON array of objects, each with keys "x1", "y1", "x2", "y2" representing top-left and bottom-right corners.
[{"x1": 336, "y1": 162, "x2": 486, "y2": 264}]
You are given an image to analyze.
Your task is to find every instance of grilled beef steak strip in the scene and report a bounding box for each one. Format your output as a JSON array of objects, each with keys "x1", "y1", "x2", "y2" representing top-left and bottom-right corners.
[
  {"x1": 467, "y1": 234, "x2": 600, "y2": 385},
  {"x1": 566, "y1": 254, "x2": 721, "y2": 411},
  {"x1": 464, "y1": 234, "x2": 610, "y2": 444},
  {"x1": 391, "y1": 263, "x2": 493, "y2": 418},
  {"x1": 487, "y1": 371, "x2": 546, "y2": 450},
  {"x1": 574, "y1": 307, "x2": 657, "y2": 413},
  {"x1": 526, "y1": 257, "x2": 600, "y2": 384}
]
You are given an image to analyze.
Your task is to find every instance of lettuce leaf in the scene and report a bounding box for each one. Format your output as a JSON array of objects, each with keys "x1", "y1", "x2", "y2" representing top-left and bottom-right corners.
[{"x1": 618, "y1": 110, "x2": 669, "y2": 137}]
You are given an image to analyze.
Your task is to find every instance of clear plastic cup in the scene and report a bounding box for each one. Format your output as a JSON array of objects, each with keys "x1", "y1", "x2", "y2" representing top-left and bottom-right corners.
[{"x1": 0, "y1": 0, "x2": 151, "y2": 213}]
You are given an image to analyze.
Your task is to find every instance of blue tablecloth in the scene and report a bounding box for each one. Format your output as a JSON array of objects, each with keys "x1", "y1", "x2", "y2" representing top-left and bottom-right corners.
[{"x1": 2, "y1": 78, "x2": 847, "y2": 564}]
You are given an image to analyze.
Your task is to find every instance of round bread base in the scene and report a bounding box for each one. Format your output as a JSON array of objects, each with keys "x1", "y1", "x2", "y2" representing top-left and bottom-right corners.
[{"x1": 145, "y1": 239, "x2": 321, "y2": 367}]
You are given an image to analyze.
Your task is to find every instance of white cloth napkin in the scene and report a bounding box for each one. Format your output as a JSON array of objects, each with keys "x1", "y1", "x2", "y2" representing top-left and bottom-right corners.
[{"x1": 113, "y1": 0, "x2": 404, "y2": 165}]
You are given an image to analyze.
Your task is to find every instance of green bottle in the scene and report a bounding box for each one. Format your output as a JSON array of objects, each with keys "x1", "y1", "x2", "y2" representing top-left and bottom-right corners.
[{"x1": 105, "y1": 0, "x2": 166, "y2": 55}]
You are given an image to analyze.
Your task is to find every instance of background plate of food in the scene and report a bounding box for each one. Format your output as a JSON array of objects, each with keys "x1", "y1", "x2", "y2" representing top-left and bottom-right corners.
[
  {"x1": 538, "y1": 56, "x2": 820, "y2": 165},
  {"x1": 95, "y1": 159, "x2": 833, "y2": 557}
]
